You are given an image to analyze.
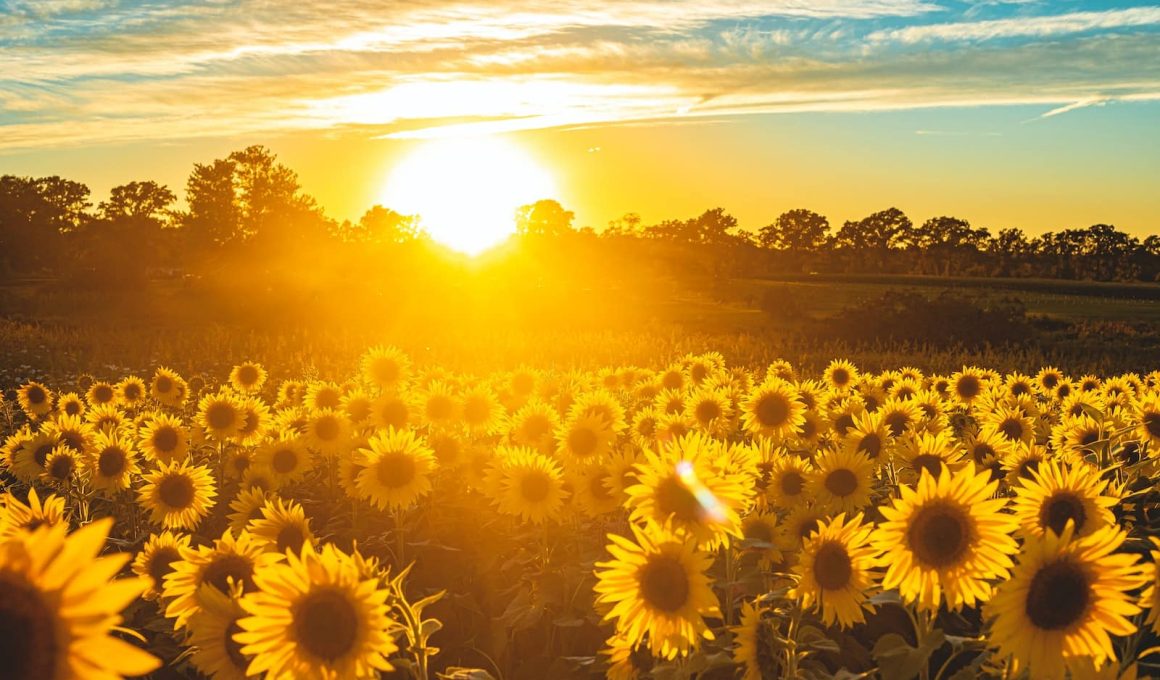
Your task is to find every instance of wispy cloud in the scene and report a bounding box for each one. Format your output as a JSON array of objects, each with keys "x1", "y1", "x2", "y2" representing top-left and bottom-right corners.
[
  {"x1": 1024, "y1": 97, "x2": 1109, "y2": 122},
  {"x1": 0, "y1": 1, "x2": 1158, "y2": 150}
]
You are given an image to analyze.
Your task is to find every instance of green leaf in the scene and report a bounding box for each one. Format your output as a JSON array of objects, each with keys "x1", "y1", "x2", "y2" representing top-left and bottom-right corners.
[{"x1": 872, "y1": 628, "x2": 946, "y2": 680}]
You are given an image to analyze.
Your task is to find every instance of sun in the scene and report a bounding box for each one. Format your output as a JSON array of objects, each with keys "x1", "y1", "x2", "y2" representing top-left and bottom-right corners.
[{"x1": 381, "y1": 136, "x2": 557, "y2": 255}]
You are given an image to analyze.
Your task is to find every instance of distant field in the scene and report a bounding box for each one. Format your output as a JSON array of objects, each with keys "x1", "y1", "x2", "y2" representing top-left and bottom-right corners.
[{"x1": 735, "y1": 273, "x2": 1160, "y2": 323}]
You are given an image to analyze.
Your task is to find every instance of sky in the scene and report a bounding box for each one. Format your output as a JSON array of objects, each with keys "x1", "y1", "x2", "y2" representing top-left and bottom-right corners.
[{"x1": 1, "y1": 0, "x2": 1158, "y2": 236}]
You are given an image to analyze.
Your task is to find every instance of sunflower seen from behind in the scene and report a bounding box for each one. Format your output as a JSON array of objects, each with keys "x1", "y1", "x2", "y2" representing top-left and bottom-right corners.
[
  {"x1": 875, "y1": 463, "x2": 1017, "y2": 611},
  {"x1": 593, "y1": 524, "x2": 720, "y2": 660}
]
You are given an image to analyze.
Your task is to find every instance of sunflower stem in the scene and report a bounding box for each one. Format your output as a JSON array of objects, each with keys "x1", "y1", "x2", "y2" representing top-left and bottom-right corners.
[{"x1": 723, "y1": 544, "x2": 736, "y2": 627}]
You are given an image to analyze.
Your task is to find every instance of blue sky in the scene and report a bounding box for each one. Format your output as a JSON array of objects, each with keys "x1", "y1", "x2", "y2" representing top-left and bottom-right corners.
[{"x1": 0, "y1": 0, "x2": 1157, "y2": 233}]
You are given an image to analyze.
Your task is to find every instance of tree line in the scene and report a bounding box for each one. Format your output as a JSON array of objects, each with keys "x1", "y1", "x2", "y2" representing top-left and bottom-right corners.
[{"x1": 2, "y1": 145, "x2": 1158, "y2": 285}]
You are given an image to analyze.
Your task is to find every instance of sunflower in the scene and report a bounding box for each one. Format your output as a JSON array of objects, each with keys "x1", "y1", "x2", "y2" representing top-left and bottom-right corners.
[
  {"x1": 950, "y1": 367, "x2": 988, "y2": 407},
  {"x1": 981, "y1": 404, "x2": 1036, "y2": 445},
  {"x1": 840, "y1": 410, "x2": 890, "y2": 461},
  {"x1": 235, "y1": 542, "x2": 397, "y2": 679},
  {"x1": 230, "y1": 361, "x2": 268, "y2": 394},
  {"x1": 765, "y1": 453, "x2": 812, "y2": 510},
  {"x1": 41, "y1": 445, "x2": 86, "y2": 488},
  {"x1": 131, "y1": 530, "x2": 193, "y2": 600},
  {"x1": 1011, "y1": 459, "x2": 1118, "y2": 540},
  {"x1": 875, "y1": 464, "x2": 1018, "y2": 611},
  {"x1": 491, "y1": 446, "x2": 569, "y2": 524},
  {"x1": 199, "y1": 391, "x2": 244, "y2": 442},
  {"x1": 824, "y1": 359, "x2": 859, "y2": 392},
  {"x1": 794, "y1": 512, "x2": 878, "y2": 628},
  {"x1": 732, "y1": 601, "x2": 780, "y2": 680},
  {"x1": 85, "y1": 402, "x2": 127, "y2": 434},
  {"x1": 0, "y1": 487, "x2": 68, "y2": 536},
  {"x1": 460, "y1": 386, "x2": 504, "y2": 435},
  {"x1": 235, "y1": 396, "x2": 271, "y2": 446},
  {"x1": 370, "y1": 392, "x2": 413, "y2": 432},
  {"x1": 653, "y1": 388, "x2": 687, "y2": 416},
  {"x1": 138, "y1": 411, "x2": 189, "y2": 464},
  {"x1": 228, "y1": 486, "x2": 272, "y2": 535},
  {"x1": 1133, "y1": 392, "x2": 1160, "y2": 451},
  {"x1": 593, "y1": 525, "x2": 720, "y2": 660},
  {"x1": 42, "y1": 413, "x2": 93, "y2": 455},
  {"x1": 417, "y1": 381, "x2": 459, "y2": 428},
  {"x1": 1035, "y1": 366, "x2": 1066, "y2": 396},
  {"x1": 1052, "y1": 413, "x2": 1107, "y2": 457},
  {"x1": 1003, "y1": 442, "x2": 1051, "y2": 487},
  {"x1": 740, "y1": 379, "x2": 806, "y2": 442},
  {"x1": 57, "y1": 391, "x2": 85, "y2": 417},
  {"x1": 987, "y1": 524, "x2": 1146, "y2": 679},
  {"x1": 361, "y1": 345, "x2": 411, "y2": 391},
  {"x1": 16, "y1": 380, "x2": 53, "y2": 419},
  {"x1": 304, "y1": 408, "x2": 353, "y2": 456},
  {"x1": 569, "y1": 462, "x2": 622, "y2": 518},
  {"x1": 10, "y1": 429, "x2": 58, "y2": 482},
  {"x1": 895, "y1": 430, "x2": 965, "y2": 483},
  {"x1": 0, "y1": 519, "x2": 160, "y2": 679},
  {"x1": 86, "y1": 380, "x2": 118, "y2": 407},
  {"x1": 305, "y1": 381, "x2": 345, "y2": 411},
  {"x1": 508, "y1": 399, "x2": 561, "y2": 451},
  {"x1": 247, "y1": 497, "x2": 316, "y2": 555},
  {"x1": 354, "y1": 427, "x2": 435, "y2": 511},
  {"x1": 138, "y1": 459, "x2": 217, "y2": 530},
  {"x1": 151, "y1": 366, "x2": 188, "y2": 407},
  {"x1": 340, "y1": 389, "x2": 375, "y2": 428},
  {"x1": 569, "y1": 389, "x2": 628, "y2": 433},
  {"x1": 426, "y1": 428, "x2": 467, "y2": 469},
  {"x1": 117, "y1": 375, "x2": 148, "y2": 408},
  {"x1": 603, "y1": 447, "x2": 640, "y2": 501},
  {"x1": 556, "y1": 412, "x2": 616, "y2": 466},
  {"x1": 625, "y1": 432, "x2": 749, "y2": 549},
  {"x1": 876, "y1": 396, "x2": 921, "y2": 439},
  {"x1": 685, "y1": 387, "x2": 734, "y2": 436},
  {"x1": 828, "y1": 397, "x2": 866, "y2": 439},
  {"x1": 254, "y1": 436, "x2": 314, "y2": 487},
  {"x1": 808, "y1": 448, "x2": 875, "y2": 513},
  {"x1": 164, "y1": 528, "x2": 283, "y2": 629},
  {"x1": 739, "y1": 511, "x2": 782, "y2": 567},
  {"x1": 962, "y1": 427, "x2": 1016, "y2": 481},
  {"x1": 88, "y1": 429, "x2": 140, "y2": 492},
  {"x1": 275, "y1": 380, "x2": 306, "y2": 409},
  {"x1": 602, "y1": 631, "x2": 654, "y2": 680},
  {"x1": 188, "y1": 582, "x2": 251, "y2": 680}
]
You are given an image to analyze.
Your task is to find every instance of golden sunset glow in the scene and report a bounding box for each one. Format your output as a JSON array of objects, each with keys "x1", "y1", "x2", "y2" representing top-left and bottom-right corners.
[{"x1": 381, "y1": 135, "x2": 556, "y2": 254}]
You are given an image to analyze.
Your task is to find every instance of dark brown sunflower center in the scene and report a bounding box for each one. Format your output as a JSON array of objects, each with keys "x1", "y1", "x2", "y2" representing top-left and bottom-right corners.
[
  {"x1": 857, "y1": 433, "x2": 882, "y2": 459},
  {"x1": 911, "y1": 455, "x2": 944, "y2": 479},
  {"x1": 662, "y1": 372, "x2": 683, "y2": 390},
  {"x1": 376, "y1": 451, "x2": 416, "y2": 488},
  {"x1": 123, "y1": 383, "x2": 143, "y2": 400},
  {"x1": 63, "y1": 401, "x2": 82, "y2": 416},
  {"x1": 155, "y1": 375, "x2": 173, "y2": 392},
  {"x1": 824, "y1": 468, "x2": 858, "y2": 497},
  {"x1": 225, "y1": 620, "x2": 248, "y2": 670},
  {"x1": 372, "y1": 359, "x2": 400, "y2": 384},
  {"x1": 638, "y1": 555, "x2": 690, "y2": 613},
  {"x1": 313, "y1": 416, "x2": 340, "y2": 442},
  {"x1": 463, "y1": 398, "x2": 490, "y2": 424},
  {"x1": 1011, "y1": 382, "x2": 1030, "y2": 396},
  {"x1": 0, "y1": 573, "x2": 58, "y2": 680},
  {"x1": 1025, "y1": 559, "x2": 1089, "y2": 630},
  {"x1": 512, "y1": 469, "x2": 549, "y2": 506},
  {"x1": 780, "y1": 471, "x2": 805, "y2": 496},
  {"x1": 48, "y1": 454, "x2": 74, "y2": 480},
  {"x1": 999, "y1": 419, "x2": 1024, "y2": 441},
  {"x1": 159, "y1": 474, "x2": 196, "y2": 508},
  {"x1": 1018, "y1": 458, "x2": 1042, "y2": 480},
  {"x1": 636, "y1": 417, "x2": 656, "y2": 438},
  {"x1": 695, "y1": 400, "x2": 721, "y2": 423},
  {"x1": 1041, "y1": 493, "x2": 1087, "y2": 537},
  {"x1": 589, "y1": 473, "x2": 613, "y2": 501},
  {"x1": 148, "y1": 546, "x2": 181, "y2": 585},
  {"x1": 813, "y1": 542, "x2": 852, "y2": 590},
  {"x1": 237, "y1": 366, "x2": 259, "y2": 385},
  {"x1": 907, "y1": 504, "x2": 970, "y2": 568},
  {"x1": 956, "y1": 376, "x2": 980, "y2": 399},
  {"x1": 798, "y1": 418, "x2": 817, "y2": 440},
  {"x1": 834, "y1": 414, "x2": 855, "y2": 436},
  {"x1": 378, "y1": 400, "x2": 409, "y2": 429},
  {"x1": 1042, "y1": 373, "x2": 1060, "y2": 389},
  {"x1": 207, "y1": 402, "x2": 237, "y2": 430},
  {"x1": 98, "y1": 447, "x2": 127, "y2": 477},
  {"x1": 1143, "y1": 413, "x2": 1160, "y2": 439},
  {"x1": 315, "y1": 390, "x2": 341, "y2": 409},
  {"x1": 272, "y1": 448, "x2": 299, "y2": 474},
  {"x1": 1078, "y1": 430, "x2": 1099, "y2": 447},
  {"x1": 655, "y1": 476, "x2": 702, "y2": 522},
  {"x1": 203, "y1": 554, "x2": 256, "y2": 593},
  {"x1": 520, "y1": 414, "x2": 552, "y2": 440},
  {"x1": 152, "y1": 426, "x2": 179, "y2": 453},
  {"x1": 755, "y1": 394, "x2": 790, "y2": 428},
  {"x1": 295, "y1": 588, "x2": 360, "y2": 662},
  {"x1": 744, "y1": 520, "x2": 774, "y2": 544},
  {"x1": 831, "y1": 368, "x2": 850, "y2": 386},
  {"x1": 25, "y1": 386, "x2": 46, "y2": 404},
  {"x1": 60, "y1": 430, "x2": 85, "y2": 453},
  {"x1": 690, "y1": 364, "x2": 709, "y2": 383},
  {"x1": 92, "y1": 384, "x2": 114, "y2": 403},
  {"x1": 971, "y1": 444, "x2": 995, "y2": 464},
  {"x1": 33, "y1": 443, "x2": 54, "y2": 468},
  {"x1": 797, "y1": 517, "x2": 822, "y2": 540},
  {"x1": 885, "y1": 413, "x2": 909, "y2": 437},
  {"x1": 277, "y1": 524, "x2": 307, "y2": 554},
  {"x1": 568, "y1": 427, "x2": 599, "y2": 458}
]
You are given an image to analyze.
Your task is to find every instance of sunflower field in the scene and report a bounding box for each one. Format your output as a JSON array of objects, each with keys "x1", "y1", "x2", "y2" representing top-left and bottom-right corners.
[{"x1": 3, "y1": 348, "x2": 1160, "y2": 680}]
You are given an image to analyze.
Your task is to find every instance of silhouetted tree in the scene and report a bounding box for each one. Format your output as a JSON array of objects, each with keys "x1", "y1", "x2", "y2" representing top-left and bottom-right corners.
[
  {"x1": 758, "y1": 209, "x2": 830, "y2": 252},
  {"x1": 339, "y1": 205, "x2": 421, "y2": 245},
  {"x1": 0, "y1": 175, "x2": 90, "y2": 274},
  {"x1": 515, "y1": 199, "x2": 574, "y2": 236}
]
